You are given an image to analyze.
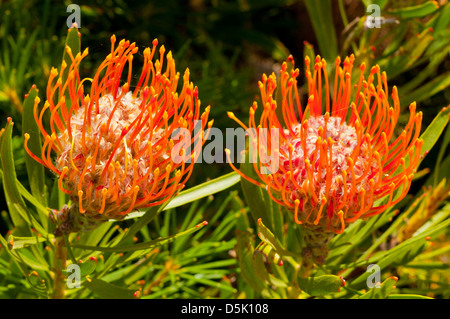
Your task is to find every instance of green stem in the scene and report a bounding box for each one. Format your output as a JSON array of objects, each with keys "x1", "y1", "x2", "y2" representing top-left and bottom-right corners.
[
  {"x1": 338, "y1": 0, "x2": 358, "y2": 54},
  {"x1": 52, "y1": 236, "x2": 67, "y2": 299},
  {"x1": 299, "y1": 226, "x2": 334, "y2": 277},
  {"x1": 64, "y1": 234, "x2": 77, "y2": 265},
  {"x1": 338, "y1": 0, "x2": 349, "y2": 26}
]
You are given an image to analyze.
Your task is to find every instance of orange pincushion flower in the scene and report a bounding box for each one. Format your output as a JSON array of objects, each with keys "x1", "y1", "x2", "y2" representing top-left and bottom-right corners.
[
  {"x1": 227, "y1": 54, "x2": 423, "y2": 234},
  {"x1": 25, "y1": 35, "x2": 211, "y2": 234}
]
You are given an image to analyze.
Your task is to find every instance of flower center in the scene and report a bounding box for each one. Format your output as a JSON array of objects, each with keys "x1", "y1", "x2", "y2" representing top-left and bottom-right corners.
[
  {"x1": 280, "y1": 115, "x2": 379, "y2": 218},
  {"x1": 56, "y1": 88, "x2": 168, "y2": 215}
]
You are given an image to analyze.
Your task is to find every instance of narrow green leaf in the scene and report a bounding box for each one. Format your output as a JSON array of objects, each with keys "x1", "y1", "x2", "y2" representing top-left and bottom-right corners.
[
  {"x1": 235, "y1": 230, "x2": 267, "y2": 293},
  {"x1": 253, "y1": 247, "x2": 273, "y2": 284},
  {"x1": 7, "y1": 235, "x2": 51, "y2": 250},
  {"x1": 123, "y1": 172, "x2": 240, "y2": 220},
  {"x1": 304, "y1": 0, "x2": 338, "y2": 64},
  {"x1": 119, "y1": 206, "x2": 161, "y2": 244},
  {"x1": 387, "y1": 294, "x2": 433, "y2": 299},
  {"x1": 16, "y1": 179, "x2": 49, "y2": 218},
  {"x1": 0, "y1": 233, "x2": 29, "y2": 277},
  {"x1": 382, "y1": 28, "x2": 433, "y2": 79},
  {"x1": 419, "y1": 105, "x2": 450, "y2": 160},
  {"x1": 327, "y1": 211, "x2": 390, "y2": 266},
  {"x1": 1, "y1": 119, "x2": 47, "y2": 236},
  {"x1": 75, "y1": 220, "x2": 114, "y2": 247},
  {"x1": 164, "y1": 171, "x2": 240, "y2": 210},
  {"x1": 61, "y1": 26, "x2": 80, "y2": 115},
  {"x1": 429, "y1": 2, "x2": 450, "y2": 34},
  {"x1": 48, "y1": 176, "x2": 67, "y2": 212},
  {"x1": 256, "y1": 218, "x2": 298, "y2": 258},
  {"x1": 388, "y1": 1, "x2": 440, "y2": 19},
  {"x1": 359, "y1": 276, "x2": 399, "y2": 299},
  {"x1": 11, "y1": 247, "x2": 49, "y2": 271},
  {"x1": 177, "y1": 273, "x2": 237, "y2": 294},
  {"x1": 362, "y1": 0, "x2": 388, "y2": 9},
  {"x1": 22, "y1": 86, "x2": 47, "y2": 211},
  {"x1": 298, "y1": 274, "x2": 345, "y2": 296},
  {"x1": 254, "y1": 242, "x2": 288, "y2": 289},
  {"x1": 63, "y1": 258, "x2": 98, "y2": 278},
  {"x1": 303, "y1": 41, "x2": 316, "y2": 65},
  {"x1": 240, "y1": 162, "x2": 270, "y2": 225},
  {"x1": 71, "y1": 220, "x2": 208, "y2": 252},
  {"x1": 404, "y1": 262, "x2": 449, "y2": 270},
  {"x1": 351, "y1": 218, "x2": 450, "y2": 286},
  {"x1": 16, "y1": 29, "x2": 39, "y2": 90},
  {"x1": 1, "y1": 119, "x2": 30, "y2": 236},
  {"x1": 401, "y1": 72, "x2": 450, "y2": 106},
  {"x1": 84, "y1": 277, "x2": 136, "y2": 299},
  {"x1": 26, "y1": 271, "x2": 49, "y2": 297}
]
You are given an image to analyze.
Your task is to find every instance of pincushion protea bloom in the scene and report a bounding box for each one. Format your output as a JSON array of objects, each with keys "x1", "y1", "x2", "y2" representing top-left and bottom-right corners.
[
  {"x1": 25, "y1": 35, "x2": 211, "y2": 235},
  {"x1": 227, "y1": 54, "x2": 423, "y2": 234}
]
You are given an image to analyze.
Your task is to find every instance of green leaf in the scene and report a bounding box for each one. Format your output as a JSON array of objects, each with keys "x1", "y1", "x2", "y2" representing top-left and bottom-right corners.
[
  {"x1": 119, "y1": 206, "x2": 161, "y2": 244},
  {"x1": 429, "y1": 2, "x2": 450, "y2": 34},
  {"x1": 362, "y1": 0, "x2": 388, "y2": 9},
  {"x1": 1, "y1": 119, "x2": 30, "y2": 236},
  {"x1": 22, "y1": 86, "x2": 48, "y2": 215},
  {"x1": 71, "y1": 220, "x2": 208, "y2": 252},
  {"x1": 10, "y1": 246, "x2": 49, "y2": 271},
  {"x1": 304, "y1": 0, "x2": 338, "y2": 64},
  {"x1": 303, "y1": 41, "x2": 316, "y2": 65},
  {"x1": 15, "y1": 179, "x2": 49, "y2": 219},
  {"x1": 359, "y1": 276, "x2": 399, "y2": 299},
  {"x1": 388, "y1": 1, "x2": 440, "y2": 19},
  {"x1": 253, "y1": 246, "x2": 273, "y2": 284},
  {"x1": 387, "y1": 294, "x2": 433, "y2": 299},
  {"x1": 60, "y1": 26, "x2": 80, "y2": 114},
  {"x1": 239, "y1": 148, "x2": 284, "y2": 239},
  {"x1": 26, "y1": 271, "x2": 49, "y2": 297},
  {"x1": 235, "y1": 230, "x2": 267, "y2": 293},
  {"x1": 253, "y1": 242, "x2": 288, "y2": 289},
  {"x1": 123, "y1": 171, "x2": 240, "y2": 220},
  {"x1": 327, "y1": 211, "x2": 391, "y2": 267},
  {"x1": 418, "y1": 105, "x2": 450, "y2": 160},
  {"x1": 0, "y1": 233, "x2": 29, "y2": 277},
  {"x1": 256, "y1": 218, "x2": 298, "y2": 258},
  {"x1": 63, "y1": 258, "x2": 98, "y2": 278},
  {"x1": 7, "y1": 235, "x2": 51, "y2": 250},
  {"x1": 298, "y1": 274, "x2": 344, "y2": 296},
  {"x1": 48, "y1": 176, "x2": 67, "y2": 212},
  {"x1": 401, "y1": 71, "x2": 450, "y2": 106},
  {"x1": 231, "y1": 28, "x2": 290, "y2": 61},
  {"x1": 351, "y1": 218, "x2": 450, "y2": 286},
  {"x1": 1, "y1": 119, "x2": 47, "y2": 236},
  {"x1": 84, "y1": 277, "x2": 136, "y2": 299},
  {"x1": 381, "y1": 28, "x2": 433, "y2": 79},
  {"x1": 165, "y1": 171, "x2": 240, "y2": 210},
  {"x1": 16, "y1": 29, "x2": 39, "y2": 90},
  {"x1": 73, "y1": 220, "x2": 114, "y2": 247},
  {"x1": 177, "y1": 273, "x2": 237, "y2": 294}
]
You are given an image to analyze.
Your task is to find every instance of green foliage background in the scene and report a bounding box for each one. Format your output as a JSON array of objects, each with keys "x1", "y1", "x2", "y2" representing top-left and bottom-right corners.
[{"x1": 0, "y1": 0, "x2": 449, "y2": 299}]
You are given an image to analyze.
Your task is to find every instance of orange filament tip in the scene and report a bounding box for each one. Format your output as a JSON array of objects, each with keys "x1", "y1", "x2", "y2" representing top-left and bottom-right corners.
[
  {"x1": 336, "y1": 211, "x2": 345, "y2": 234},
  {"x1": 78, "y1": 190, "x2": 86, "y2": 214},
  {"x1": 294, "y1": 199, "x2": 302, "y2": 224}
]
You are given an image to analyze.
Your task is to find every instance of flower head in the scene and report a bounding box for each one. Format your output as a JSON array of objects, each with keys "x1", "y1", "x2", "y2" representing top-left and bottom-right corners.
[
  {"x1": 25, "y1": 35, "x2": 211, "y2": 234},
  {"x1": 227, "y1": 55, "x2": 423, "y2": 234}
]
